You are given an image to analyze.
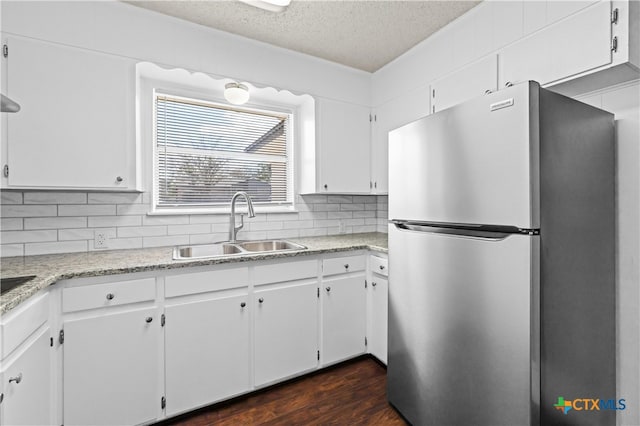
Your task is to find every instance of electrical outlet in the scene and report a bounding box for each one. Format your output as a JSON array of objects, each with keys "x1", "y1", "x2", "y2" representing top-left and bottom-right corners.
[
  {"x1": 94, "y1": 231, "x2": 109, "y2": 249},
  {"x1": 338, "y1": 221, "x2": 346, "y2": 234}
]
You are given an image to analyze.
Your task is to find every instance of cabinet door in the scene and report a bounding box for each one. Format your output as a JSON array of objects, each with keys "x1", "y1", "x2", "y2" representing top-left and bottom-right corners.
[
  {"x1": 500, "y1": 1, "x2": 612, "y2": 88},
  {"x1": 254, "y1": 282, "x2": 318, "y2": 386},
  {"x1": 316, "y1": 98, "x2": 371, "y2": 193},
  {"x1": 322, "y1": 274, "x2": 366, "y2": 365},
  {"x1": 0, "y1": 328, "x2": 51, "y2": 426},
  {"x1": 63, "y1": 307, "x2": 159, "y2": 426},
  {"x1": 431, "y1": 55, "x2": 498, "y2": 113},
  {"x1": 368, "y1": 276, "x2": 388, "y2": 364},
  {"x1": 4, "y1": 37, "x2": 136, "y2": 190},
  {"x1": 371, "y1": 87, "x2": 430, "y2": 194},
  {"x1": 165, "y1": 294, "x2": 250, "y2": 416}
]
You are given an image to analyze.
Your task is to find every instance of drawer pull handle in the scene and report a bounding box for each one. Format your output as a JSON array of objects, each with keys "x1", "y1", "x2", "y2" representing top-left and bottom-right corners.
[
  {"x1": 240, "y1": 302, "x2": 246, "y2": 308},
  {"x1": 258, "y1": 298, "x2": 264, "y2": 304},
  {"x1": 326, "y1": 286, "x2": 331, "y2": 292},
  {"x1": 145, "y1": 317, "x2": 153, "y2": 323},
  {"x1": 372, "y1": 282, "x2": 377, "y2": 287},
  {"x1": 379, "y1": 265, "x2": 386, "y2": 270},
  {"x1": 106, "y1": 293, "x2": 115, "y2": 300},
  {"x1": 344, "y1": 264, "x2": 349, "y2": 269},
  {"x1": 8, "y1": 373, "x2": 22, "y2": 384}
]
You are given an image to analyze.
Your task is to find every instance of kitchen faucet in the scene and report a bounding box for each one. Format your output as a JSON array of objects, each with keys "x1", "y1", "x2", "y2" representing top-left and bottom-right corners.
[{"x1": 228, "y1": 191, "x2": 255, "y2": 243}]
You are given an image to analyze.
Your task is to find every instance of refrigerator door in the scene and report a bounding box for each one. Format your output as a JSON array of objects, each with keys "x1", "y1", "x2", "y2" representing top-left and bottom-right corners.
[
  {"x1": 387, "y1": 223, "x2": 540, "y2": 426},
  {"x1": 388, "y1": 82, "x2": 539, "y2": 230}
]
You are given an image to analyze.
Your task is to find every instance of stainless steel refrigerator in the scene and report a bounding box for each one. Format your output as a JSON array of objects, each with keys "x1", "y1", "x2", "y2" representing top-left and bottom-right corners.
[{"x1": 387, "y1": 81, "x2": 615, "y2": 426}]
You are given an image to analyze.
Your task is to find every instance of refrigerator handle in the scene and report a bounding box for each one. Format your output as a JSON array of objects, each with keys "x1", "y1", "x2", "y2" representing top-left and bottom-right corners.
[{"x1": 390, "y1": 220, "x2": 538, "y2": 241}]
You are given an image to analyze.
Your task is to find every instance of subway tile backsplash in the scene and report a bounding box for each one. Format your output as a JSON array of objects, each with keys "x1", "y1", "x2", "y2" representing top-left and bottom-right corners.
[{"x1": 0, "y1": 192, "x2": 389, "y2": 257}]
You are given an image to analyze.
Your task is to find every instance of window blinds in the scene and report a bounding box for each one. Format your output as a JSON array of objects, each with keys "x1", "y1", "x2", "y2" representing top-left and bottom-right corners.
[{"x1": 155, "y1": 94, "x2": 291, "y2": 208}]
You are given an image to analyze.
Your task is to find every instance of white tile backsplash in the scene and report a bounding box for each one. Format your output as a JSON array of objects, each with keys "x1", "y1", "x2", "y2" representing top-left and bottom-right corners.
[
  {"x1": 0, "y1": 190, "x2": 389, "y2": 256},
  {"x1": 58, "y1": 204, "x2": 116, "y2": 216}
]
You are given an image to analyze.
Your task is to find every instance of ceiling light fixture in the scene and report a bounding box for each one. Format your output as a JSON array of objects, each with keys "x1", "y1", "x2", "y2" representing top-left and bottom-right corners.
[
  {"x1": 224, "y1": 82, "x2": 250, "y2": 105},
  {"x1": 237, "y1": 0, "x2": 291, "y2": 13}
]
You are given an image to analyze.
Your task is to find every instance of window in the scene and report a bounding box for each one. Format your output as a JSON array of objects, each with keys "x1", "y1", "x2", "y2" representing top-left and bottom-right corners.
[{"x1": 154, "y1": 93, "x2": 293, "y2": 211}]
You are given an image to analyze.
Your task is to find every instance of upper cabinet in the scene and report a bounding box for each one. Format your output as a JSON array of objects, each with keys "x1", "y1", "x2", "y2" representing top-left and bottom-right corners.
[
  {"x1": 500, "y1": 1, "x2": 638, "y2": 95},
  {"x1": 371, "y1": 87, "x2": 431, "y2": 194},
  {"x1": 2, "y1": 37, "x2": 141, "y2": 191},
  {"x1": 431, "y1": 55, "x2": 499, "y2": 113},
  {"x1": 303, "y1": 97, "x2": 371, "y2": 194}
]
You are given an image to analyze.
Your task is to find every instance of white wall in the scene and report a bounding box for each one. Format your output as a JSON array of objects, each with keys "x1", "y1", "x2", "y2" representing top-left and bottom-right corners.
[
  {"x1": 0, "y1": 0, "x2": 385, "y2": 258},
  {"x1": 372, "y1": 0, "x2": 639, "y2": 422},
  {"x1": 1, "y1": 1, "x2": 370, "y2": 105},
  {"x1": 577, "y1": 81, "x2": 640, "y2": 426},
  {"x1": 372, "y1": 0, "x2": 599, "y2": 107}
]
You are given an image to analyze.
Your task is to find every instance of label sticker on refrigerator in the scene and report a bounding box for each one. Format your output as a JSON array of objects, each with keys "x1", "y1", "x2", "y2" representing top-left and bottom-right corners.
[{"x1": 490, "y1": 98, "x2": 514, "y2": 111}]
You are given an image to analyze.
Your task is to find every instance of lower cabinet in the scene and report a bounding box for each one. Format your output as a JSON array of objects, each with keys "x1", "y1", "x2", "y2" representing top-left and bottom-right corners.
[
  {"x1": 254, "y1": 281, "x2": 319, "y2": 387},
  {"x1": 368, "y1": 276, "x2": 388, "y2": 364},
  {"x1": 42, "y1": 249, "x2": 385, "y2": 425},
  {"x1": 0, "y1": 328, "x2": 51, "y2": 426},
  {"x1": 321, "y1": 274, "x2": 367, "y2": 365},
  {"x1": 367, "y1": 254, "x2": 389, "y2": 364},
  {"x1": 62, "y1": 307, "x2": 160, "y2": 426},
  {"x1": 164, "y1": 293, "x2": 250, "y2": 416}
]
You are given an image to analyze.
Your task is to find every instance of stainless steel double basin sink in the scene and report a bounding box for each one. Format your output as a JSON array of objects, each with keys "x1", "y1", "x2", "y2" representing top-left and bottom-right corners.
[{"x1": 173, "y1": 239, "x2": 307, "y2": 260}]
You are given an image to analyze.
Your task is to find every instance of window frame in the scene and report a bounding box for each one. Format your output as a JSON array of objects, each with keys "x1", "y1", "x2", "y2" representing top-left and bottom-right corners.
[{"x1": 151, "y1": 88, "x2": 296, "y2": 214}]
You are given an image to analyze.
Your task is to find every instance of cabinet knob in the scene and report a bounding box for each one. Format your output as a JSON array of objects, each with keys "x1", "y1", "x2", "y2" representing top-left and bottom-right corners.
[
  {"x1": 240, "y1": 302, "x2": 246, "y2": 308},
  {"x1": 106, "y1": 293, "x2": 115, "y2": 300},
  {"x1": 116, "y1": 176, "x2": 124, "y2": 183},
  {"x1": 258, "y1": 298, "x2": 264, "y2": 304},
  {"x1": 323, "y1": 184, "x2": 328, "y2": 190},
  {"x1": 326, "y1": 286, "x2": 331, "y2": 292},
  {"x1": 145, "y1": 317, "x2": 153, "y2": 323},
  {"x1": 484, "y1": 89, "x2": 492, "y2": 95},
  {"x1": 505, "y1": 81, "x2": 513, "y2": 87},
  {"x1": 8, "y1": 373, "x2": 22, "y2": 384},
  {"x1": 372, "y1": 282, "x2": 377, "y2": 287},
  {"x1": 344, "y1": 264, "x2": 349, "y2": 269},
  {"x1": 379, "y1": 265, "x2": 385, "y2": 270}
]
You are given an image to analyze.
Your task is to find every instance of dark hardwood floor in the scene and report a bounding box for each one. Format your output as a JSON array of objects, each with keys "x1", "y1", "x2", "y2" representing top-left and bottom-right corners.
[{"x1": 161, "y1": 356, "x2": 407, "y2": 425}]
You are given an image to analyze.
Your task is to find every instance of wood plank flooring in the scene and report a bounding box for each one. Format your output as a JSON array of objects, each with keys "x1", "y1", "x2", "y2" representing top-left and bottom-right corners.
[{"x1": 160, "y1": 356, "x2": 407, "y2": 426}]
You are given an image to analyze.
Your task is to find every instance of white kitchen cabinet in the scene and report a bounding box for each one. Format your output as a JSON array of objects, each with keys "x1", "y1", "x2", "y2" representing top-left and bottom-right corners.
[
  {"x1": 254, "y1": 281, "x2": 319, "y2": 387},
  {"x1": 321, "y1": 274, "x2": 367, "y2": 365},
  {"x1": 431, "y1": 55, "x2": 498, "y2": 113},
  {"x1": 367, "y1": 254, "x2": 388, "y2": 364},
  {"x1": 321, "y1": 255, "x2": 367, "y2": 366},
  {"x1": 309, "y1": 97, "x2": 371, "y2": 194},
  {"x1": 2, "y1": 36, "x2": 140, "y2": 191},
  {"x1": 0, "y1": 328, "x2": 52, "y2": 426},
  {"x1": 62, "y1": 306, "x2": 160, "y2": 426},
  {"x1": 0, "y1": 291, "x2": 52, "y2": 426},
  {"x1": 499, "y1": 1, "x2": 613, "y2": 89},
  {"x1": 164, "y1": 293, "x2": 250, "y2": 416},
  {"x1": 371, "y1": 87, "x2": 431, "y2": 194}
]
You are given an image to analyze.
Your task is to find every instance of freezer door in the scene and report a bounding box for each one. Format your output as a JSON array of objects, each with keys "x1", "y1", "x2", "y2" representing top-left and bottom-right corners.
[
  {"x1": 387, "y1": 223, "x2": 540, "y2": 426},
  {"x1": 388, "y1": 82, "x2": 539, "y2": 229}
]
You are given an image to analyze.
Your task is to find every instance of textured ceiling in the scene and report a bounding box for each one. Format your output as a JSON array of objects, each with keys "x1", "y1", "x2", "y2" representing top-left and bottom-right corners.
[{"x1": 125, "y1": 0, "x2": 480, "y2": 72}]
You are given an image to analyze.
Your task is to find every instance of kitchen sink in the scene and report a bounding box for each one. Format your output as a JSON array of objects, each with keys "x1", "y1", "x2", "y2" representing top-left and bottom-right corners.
[
  {"x1": 236, "y1": 240, "x2": 306, "y2": 252},
  {"x1": 173, "y1": 240, "x2": 306, "y2": 260},
  {"x1": 1, "y1": 275, "x2": 37, "y2": 295},
  {"x1": 173, "y1": 243, "x2": 243, "y2": 260}
]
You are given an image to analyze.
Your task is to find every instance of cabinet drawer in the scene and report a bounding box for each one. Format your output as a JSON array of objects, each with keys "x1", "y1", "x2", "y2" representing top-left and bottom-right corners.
[
  {"x1": 254, "y1": 259, "x2": 318, "y2": 286},
  {"x1": 165, "y1": 267, "x2": 249, "y2": 298},
  {"x1": 322, "y1": 255, "x2": 366, "y2": 276},
  {"x1": 63, "y1": 278, "x2": 156, "y2": 313},
  {"x1": 369, "y1": 255, "x2": 388, "y2": 277},
  {"x1": 1, "y1": 292, "x2": 49, "y2": 359}
]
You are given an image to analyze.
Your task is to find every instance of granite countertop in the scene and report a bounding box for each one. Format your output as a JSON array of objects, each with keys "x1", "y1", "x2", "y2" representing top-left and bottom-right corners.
[{"x1": 0, "y1": 232, "x2": 388, "y2": 315}]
